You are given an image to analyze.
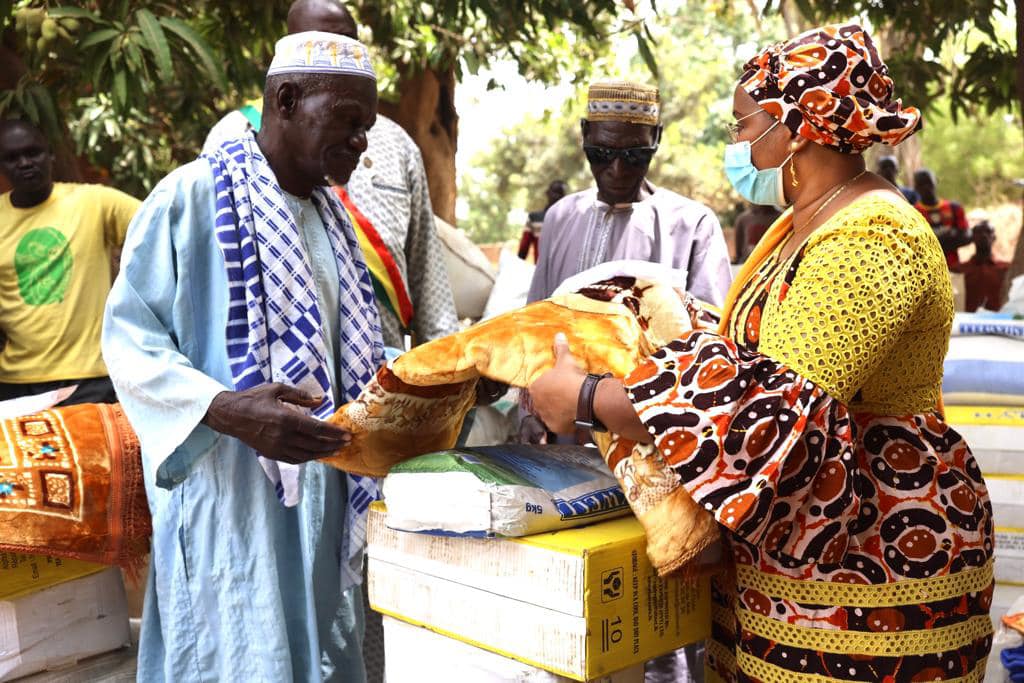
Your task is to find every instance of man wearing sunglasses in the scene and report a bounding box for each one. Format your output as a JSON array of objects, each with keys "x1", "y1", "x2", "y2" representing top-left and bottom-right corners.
[
  {"x1": 523, "y1": 80, "x2": 730, "y2": 683},
  {"x1": 527, "y1": 80, "x2": 731, "y2": 306}
]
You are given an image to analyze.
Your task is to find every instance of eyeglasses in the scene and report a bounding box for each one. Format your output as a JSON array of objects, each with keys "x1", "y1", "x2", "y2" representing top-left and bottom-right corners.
[
  {"x1": 726, "y1": 110, "x2": 768, "y2": 142},
  {"x1": 583, "y1": 145, "x2": 658, "y2": 167}
]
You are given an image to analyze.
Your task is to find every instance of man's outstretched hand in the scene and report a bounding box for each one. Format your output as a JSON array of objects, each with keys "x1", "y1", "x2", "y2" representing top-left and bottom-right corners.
[{"x1": 203, "y1": 384, "x2": 351, "y2": 464}]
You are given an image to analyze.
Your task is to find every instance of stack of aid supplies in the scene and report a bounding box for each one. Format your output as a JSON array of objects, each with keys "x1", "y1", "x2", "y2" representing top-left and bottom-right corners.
[
  {"x1": 0, "y1": 556, "x2": 130, "y2": 680},
  {"x1": 0, "y1": 402, "x2": 147, "y2": 680},
  {"x1": 318, "y1": 271, "x2": 720, "y2": 681},
  {"x1": 368, "y1": 446, "x2": 712, "y2": 682},
  {"x1": 942, "y1": 313, "x2": 1024, "y2": 626}
]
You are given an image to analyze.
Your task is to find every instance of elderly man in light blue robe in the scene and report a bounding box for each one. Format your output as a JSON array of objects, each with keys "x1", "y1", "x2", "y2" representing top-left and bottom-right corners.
[{"x1": 102, "y1": 32, "x2": 383, "y2": 682}]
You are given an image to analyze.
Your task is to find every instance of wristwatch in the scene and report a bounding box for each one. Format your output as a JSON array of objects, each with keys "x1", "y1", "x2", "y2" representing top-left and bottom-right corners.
[{"x1": 575, "y1": 373, "x2": 613, "y2": 433}]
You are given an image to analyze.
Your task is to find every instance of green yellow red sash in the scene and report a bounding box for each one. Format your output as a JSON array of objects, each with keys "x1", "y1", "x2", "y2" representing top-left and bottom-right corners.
[{"x1": 334, "y1": 186, "x2": 415, "y2": 331}]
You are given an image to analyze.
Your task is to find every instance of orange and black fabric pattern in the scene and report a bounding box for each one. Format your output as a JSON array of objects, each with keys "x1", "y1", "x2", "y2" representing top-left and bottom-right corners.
[
  {"x1": 739, "y1": 23, "x2": 922, "y2": 154},
  {"x1": 622, "y1": 233, "x2": 993, "y2": 680}
]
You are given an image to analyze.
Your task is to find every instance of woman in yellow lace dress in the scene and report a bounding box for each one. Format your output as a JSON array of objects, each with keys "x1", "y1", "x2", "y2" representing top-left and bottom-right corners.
[{"x1": 530, "y1": 23, "x2": 993, "y2": 682}]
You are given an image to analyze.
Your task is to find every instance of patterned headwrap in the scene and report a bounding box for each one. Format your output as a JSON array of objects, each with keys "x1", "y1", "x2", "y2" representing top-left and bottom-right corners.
[
  {"x1": 587, "y1": 80, "x2": 660, "y2": 126},
  {"x1": 739, "y1": 23, "x2": 921, "y2": 154},
  {"x1": 268, "y1": 31, "x2": 376, "y2": 80}
]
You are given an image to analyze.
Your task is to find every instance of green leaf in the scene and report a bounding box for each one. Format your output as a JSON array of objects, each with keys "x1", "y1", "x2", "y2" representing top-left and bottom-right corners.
[
  {"x1": 135, "y1": 9, "x2": 174, "y2": 82},
  {"x1": 158, "y1": 16, "x2": 228, "y2": 92},
  {"x1": 125, "y1": 37, "x2": 146, "y2": 74},
  {"x1": 635, "y1": 32, "x2": 659, "y2": 79},
  {"x1": 80, "y1": 28, "x2": 120, "y2": 49},
  {"x1": 89, "y1": 52, "x2": 108, "y2": 89},
  {"x1": 0, "y1": 91, "x2": 15, "y2": 116},
  {"x1": 464, "y1": 49, "x2": 480, "y2": 75},
  {"x1": 15, "y1": 86, "x2": 39, "y2": 123},
  {"x1": 28, "y1": 85, "x2": 61, "y2": 138},
  {"x1": 113, "y1": 69, "x2": 127, "y2": 110},
  {"x1": 108, "y1": 36, "x2": 124, "y2": 68},
  {"x1": 46, "y1": 7, "x2": 97, "y2": 19},
  {"x1": 643, "y1": 22, "x2": 656, "y2": 45}
]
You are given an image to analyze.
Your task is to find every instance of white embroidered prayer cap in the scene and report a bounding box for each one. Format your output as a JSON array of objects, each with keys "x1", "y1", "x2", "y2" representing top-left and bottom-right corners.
[{"x1": 267, "y1": 31, "x2": 376, "y2": 80}]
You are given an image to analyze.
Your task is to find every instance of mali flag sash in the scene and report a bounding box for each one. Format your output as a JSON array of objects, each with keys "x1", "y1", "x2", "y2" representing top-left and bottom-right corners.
[{"x1": 334, "y1": 186, "x2": 415, "y2": 332}]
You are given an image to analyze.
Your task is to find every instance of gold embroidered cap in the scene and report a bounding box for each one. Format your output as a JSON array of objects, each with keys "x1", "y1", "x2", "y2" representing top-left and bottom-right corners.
[
  {"x1": 586, "y1": 80, "x2": 660, "y2": 126},
  {"x1": 267, "y1": 31, "x2": 376, "y2": 80}
]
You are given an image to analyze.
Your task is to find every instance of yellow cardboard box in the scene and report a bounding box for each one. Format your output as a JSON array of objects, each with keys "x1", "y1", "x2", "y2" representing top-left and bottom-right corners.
[
  {"x1": 0, "y1": 553, "x2": 105, "y2": 601},
  {"x1": 382, "y1": 616, "x2": 644, "y2": 682},
  {"x1": 367, "y1": 502, "x2": 710, "y2": 681},
  {"x1": 0, "y1": 567, "x2": 130, "y2": 680},
  {"x1": 945, "y1": 405, "x2": 1024, "y2": 427},
  {"x1": 946, "y1": 405, "x2": 1024, "y2": 476}
]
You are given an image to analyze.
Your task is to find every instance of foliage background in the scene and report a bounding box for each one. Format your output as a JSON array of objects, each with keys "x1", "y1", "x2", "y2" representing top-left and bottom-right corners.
[
  {"x1": 458, "y1": 2, "x2": 1023, "y2": 245},
  {"x1": 0, "y1": 0, "x2": 655, "y2": 211},
  {"x1": 0, "y1": 0, "x2": 1020, "y2": 257}
]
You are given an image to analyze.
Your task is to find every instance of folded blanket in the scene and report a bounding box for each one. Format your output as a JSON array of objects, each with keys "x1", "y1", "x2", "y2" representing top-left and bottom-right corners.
[
  {"x1": 321, "y1": 367, "x2": 477, "y2": 477},
  {"x1": 0, "y1": 403, "x2": 150, "y2": 573},
  {"x1": 324, "y1": 277, "x2": 692, "y2": 478},
  {"x1": 392, "y1": 276, "x2": 693, "y2": 387}
]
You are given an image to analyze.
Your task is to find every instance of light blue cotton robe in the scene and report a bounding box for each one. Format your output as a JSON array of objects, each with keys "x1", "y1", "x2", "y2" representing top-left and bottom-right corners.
[{"x1": 102, "y1": 159, "x2": 366, "y2": 683}]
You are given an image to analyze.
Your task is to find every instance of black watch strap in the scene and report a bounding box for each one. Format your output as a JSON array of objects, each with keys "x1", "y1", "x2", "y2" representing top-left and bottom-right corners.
[{"x1": 575, "y1": 373, "x2": 613, "y2": 433}]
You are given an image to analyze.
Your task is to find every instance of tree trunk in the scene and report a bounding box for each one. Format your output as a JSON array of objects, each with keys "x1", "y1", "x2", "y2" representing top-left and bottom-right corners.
[
  {"x1": 1004, "y1": 6, "x2": 1024, "y2": 300},
  {"x1": 378, "y1": 65, "x2": 459, "y2": 224},
  {"x1": 895, "y1": 129, "x2": 922, "y2": 178},
  {"x1": 779, "y1": 0, "x2": 812, "y2": 35}
]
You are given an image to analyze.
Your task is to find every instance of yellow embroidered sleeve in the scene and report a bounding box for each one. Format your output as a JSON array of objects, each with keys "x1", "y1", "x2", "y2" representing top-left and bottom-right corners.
[{"x1": 758, "y1": 210, "x2": 924, "y2": 405}]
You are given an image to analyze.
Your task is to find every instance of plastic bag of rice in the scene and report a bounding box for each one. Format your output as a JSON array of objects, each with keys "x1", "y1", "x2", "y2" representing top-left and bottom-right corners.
[{"x1": 381, "y1": 445, "x2": 629, "y2": 537}]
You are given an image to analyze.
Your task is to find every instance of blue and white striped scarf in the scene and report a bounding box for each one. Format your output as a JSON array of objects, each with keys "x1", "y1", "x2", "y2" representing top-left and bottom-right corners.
[{"x1": 205, "y1": 135, "x2": 384, "y2": 590}]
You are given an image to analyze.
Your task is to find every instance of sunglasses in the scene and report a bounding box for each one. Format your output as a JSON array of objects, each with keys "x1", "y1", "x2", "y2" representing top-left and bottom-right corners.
[{"x1": 583, "y1": 145, "x2": 658, "y2": 167}]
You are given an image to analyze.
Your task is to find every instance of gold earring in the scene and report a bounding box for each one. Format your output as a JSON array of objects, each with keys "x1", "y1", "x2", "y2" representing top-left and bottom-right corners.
[{"x1": 790, "y1": 155, "x2": 798, "y2": 188}]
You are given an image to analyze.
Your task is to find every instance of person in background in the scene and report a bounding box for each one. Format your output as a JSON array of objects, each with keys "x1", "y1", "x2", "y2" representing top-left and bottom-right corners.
[
  {"x1": 526, "y1": 79, "x2": 731, "y2": 683},
  {"x1": 203, "y1": 0, "x2": 458, "y2": 351},
  {"x1": 518, "y1": 179, "x2": 568, "y2": 261},
  {"x1": 732, "y1": 203, "x2": 780, "y2": 263},
  {"x1": 529, "y1": 22, "x2": 991, "y2": 683},
  {"x1": 104, "y1": 33, "x2": 382, "y2": 681},
  {"x1": 956, "y1": 220, "x2": 1009, "y2": 311},
  {"x1": 914, "y1": 168, "x2": 971, "y2": 267},
  {"x1": 0, "y1": 118, "x2": 139, "y2": 406},
  {"x1": 875, "y1": 154, "x2": 918, "y2": 203},
  {"x1": 528, "y1": 80, "x2": 731, "y2": 305}
]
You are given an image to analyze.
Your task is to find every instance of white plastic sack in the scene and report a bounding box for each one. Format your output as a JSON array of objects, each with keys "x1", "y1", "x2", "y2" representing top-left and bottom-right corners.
[
  {"x1": 1004, "y1": 274, "x2": 1024, "y2": 315},
  {"x1": 382, "y1": 445, "x2": 629, "y2": 537},
  {"x1": 481, "y1": 250, "x2": 535, "y2": 320},
  {"x1": 943, "y1": 334, "x2": 1024, "y2": 402},
  {"x1": 985, "y1": 592, "x2": 1024, "y2": 683},
  {"x1": 435, "y1": 216, "x2": 496, "y2": 321},
  {"x1": 0, "y1": 385, "x2": 77, "y2": 419}
]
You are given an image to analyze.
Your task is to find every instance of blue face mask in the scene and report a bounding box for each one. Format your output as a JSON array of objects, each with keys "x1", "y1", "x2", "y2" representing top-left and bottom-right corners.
[{"x1": 724, "y1": 120, "x2": 793, "y2": 207}]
